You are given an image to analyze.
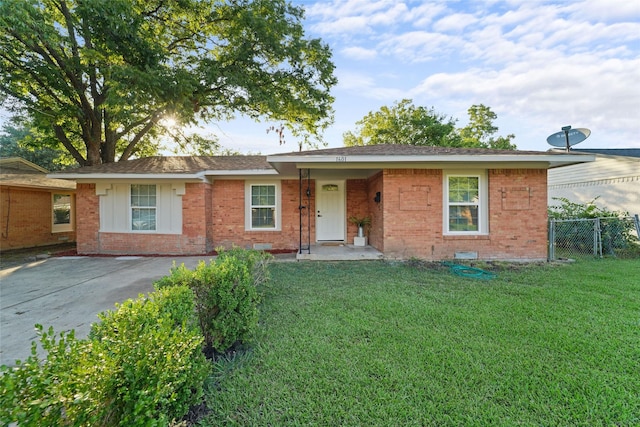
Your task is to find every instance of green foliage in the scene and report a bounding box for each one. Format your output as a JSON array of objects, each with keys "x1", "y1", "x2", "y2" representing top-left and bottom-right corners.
[
  {"x1": 343, "y1": 99, "x2": 460, "y2": 147},
  {"x1": 343, "y1": 100, "x2": 517, "y2": 149},
  {"x1": 0, "y1": 0, "x2": 336, "y2": 165},
  {"x1": 548, "y1": 196, "x2": 628, "y2": 219},
  {"x1": 156, "y1": 248, "x2": 271, "y2": 353},
  {"x1": 0, "y1": 120, "x2": 74, "y2": 170},
  {"x1": 89, "y1": 286, "x2": 209, "y2": 425},
  {"x1": 549, "y1": 197, "x2": 639, "y2": 258},
  {"x1": 0, "y1": 286, "x2": 210, "y2": 426},
  {"x1": 458, "y1": 104, "x2": 516, "y2": 149}
]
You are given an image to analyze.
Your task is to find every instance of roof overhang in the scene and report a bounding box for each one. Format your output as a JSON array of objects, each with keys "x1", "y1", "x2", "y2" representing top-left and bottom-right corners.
[
  {"x1": 267, "y1": 153, "x2": 596, "y2": 175},
  {"x1": 49, "y1": 169, "x2": 278, "y2": 181}
]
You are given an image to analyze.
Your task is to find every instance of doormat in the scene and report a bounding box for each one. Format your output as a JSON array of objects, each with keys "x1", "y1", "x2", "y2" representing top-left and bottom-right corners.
[{"x1": 321, "y1": 242, "x2": 342, "y2": 246}]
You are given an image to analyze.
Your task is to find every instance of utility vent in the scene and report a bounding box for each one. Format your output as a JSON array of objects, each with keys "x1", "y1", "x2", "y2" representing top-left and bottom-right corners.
[
  {"x1": 454, "y1": 251, "x2": 478, "y2": 260},
  {"x1": 253, "y1": 243, "x2": 273, "y2": 250}
]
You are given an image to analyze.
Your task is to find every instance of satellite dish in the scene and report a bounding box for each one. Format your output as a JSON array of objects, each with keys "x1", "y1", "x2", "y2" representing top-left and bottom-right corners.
[{"x1": 546, "y1": 126, "x2": 591, "y2": 151}]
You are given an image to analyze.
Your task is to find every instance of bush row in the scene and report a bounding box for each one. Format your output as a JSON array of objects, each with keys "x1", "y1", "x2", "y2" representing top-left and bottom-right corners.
[
  {"x1": 0, "y1": 248, "x2": 271, "y2": 426},
  {"x1": 0, "y1": 286, "x2": 209, "y2": 426},
  {"x1": 155, "y1": 247, "x2": 272, "y2": 353}
]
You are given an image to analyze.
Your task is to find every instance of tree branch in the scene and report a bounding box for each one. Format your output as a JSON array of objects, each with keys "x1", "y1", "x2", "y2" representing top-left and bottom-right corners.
[{"x1": 53, "y1": 124, "x2": 87, "y2": 165}]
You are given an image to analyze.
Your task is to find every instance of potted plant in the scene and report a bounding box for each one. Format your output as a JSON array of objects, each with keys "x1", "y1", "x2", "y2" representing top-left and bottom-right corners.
[{"x1": 348, "y1": 216, "x2": 371, "y2": 238}]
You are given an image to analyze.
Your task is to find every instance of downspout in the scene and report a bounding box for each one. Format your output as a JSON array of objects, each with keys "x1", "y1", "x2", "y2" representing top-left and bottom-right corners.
[{"x1": 2, "y1": 188, "x2": 9, "y2": 238}]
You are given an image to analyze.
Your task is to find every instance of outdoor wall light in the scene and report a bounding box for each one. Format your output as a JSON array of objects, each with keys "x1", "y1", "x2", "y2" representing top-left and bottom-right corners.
[{"x1": 374, "y1": 192, "x2": 381, "y2": 203}]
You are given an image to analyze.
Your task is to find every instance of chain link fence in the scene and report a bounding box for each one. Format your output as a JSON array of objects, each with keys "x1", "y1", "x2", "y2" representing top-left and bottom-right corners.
[{"x1": 549, "y1": 215, "x2": 640, "y2": 260}]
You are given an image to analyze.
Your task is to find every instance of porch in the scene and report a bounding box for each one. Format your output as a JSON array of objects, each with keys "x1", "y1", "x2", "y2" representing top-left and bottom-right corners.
[{"x1": 296, "y1": 242, "x2": 384, "y2": 261}]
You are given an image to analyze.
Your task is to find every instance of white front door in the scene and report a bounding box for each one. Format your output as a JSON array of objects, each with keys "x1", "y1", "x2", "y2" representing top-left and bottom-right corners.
[{"x1": 316, "y1": 180, "x2": 345, "y2": 241}]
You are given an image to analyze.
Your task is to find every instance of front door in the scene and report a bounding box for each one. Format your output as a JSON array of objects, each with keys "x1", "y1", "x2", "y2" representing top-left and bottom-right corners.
[{"x1": 316, "y1": 180, "x2": 345, "y2": 241}]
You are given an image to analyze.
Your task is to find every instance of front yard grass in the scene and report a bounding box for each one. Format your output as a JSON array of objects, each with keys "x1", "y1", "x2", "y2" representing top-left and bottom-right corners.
[{"x1": 201, "y1": 259, "x2": 640, "y2": 426}]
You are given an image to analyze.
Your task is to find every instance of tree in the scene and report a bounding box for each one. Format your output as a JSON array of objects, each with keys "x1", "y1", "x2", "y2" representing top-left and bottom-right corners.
[
  {"x1": 458, "y1": 104, "x2": 516, "y2": 149},
  {"x1": 343, "y1": 99, "x2": 460, "y2": 147},
  {"x1": 0, "y1": 120, "x2": 73, "y2": 170},
  {"x1": 0, "y1": 0, "x2": 336, "y2": 166}
]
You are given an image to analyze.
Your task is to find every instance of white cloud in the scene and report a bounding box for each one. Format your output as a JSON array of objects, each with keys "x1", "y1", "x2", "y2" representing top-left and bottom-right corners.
[
  {"x1": 568, "y1": 0, "x2": 640, "y2": 22},
  {"x1": 336, "y1": 70, "x2": 406, "y2": 101},
  {"x1": 432, "y1": 13, "x2": 478, "y2": 33},
  {"x1": 341, "y1": 46, "x2": 377, "y2": 60},
  {"x1": 378, "y1": 31, "x2": 465, "y2": 62}
]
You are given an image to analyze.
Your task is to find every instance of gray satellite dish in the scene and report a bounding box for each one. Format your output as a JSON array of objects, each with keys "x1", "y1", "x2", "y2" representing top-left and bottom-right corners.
[{"x1": 546, "y1": 126, "x2": 591, "y2": 151}]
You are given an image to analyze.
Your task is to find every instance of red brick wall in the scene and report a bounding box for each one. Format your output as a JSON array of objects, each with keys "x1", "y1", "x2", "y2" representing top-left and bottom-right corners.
[
  {"x1": 380, "y1": 168, "x2": 548, "y2": 261},
  {"x1": 211, "y1": 179, "x2": 301, "y2": 251},
  {"x1": 73, "y1": 168, "x2": 548, "y2": 260},
  {"x1": 366, "y1": 173, "x2": 384, "y2": 250},
  {"x1": 382, "y1": 169, "x2": 444, "y2": 259},
  {"x1": 76, "y1": 182, "x2": 213, "y2": 255},
  {"x1": 0, "y1": 186, "x2": 76, "y2": 251},
  {"x1": 346, "y1": 179, "x2": 368, "y2": 242},
  {"x1": 76, "y1": 183, "x2": 100, "y2": 253}
]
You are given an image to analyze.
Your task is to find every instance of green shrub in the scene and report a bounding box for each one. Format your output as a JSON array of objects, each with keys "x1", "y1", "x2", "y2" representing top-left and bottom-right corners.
[
  {"x1": 156, "y1": 248, "x2": 271, "y2": 353},
  {"x1": 0, "y1": 286, "x2": 210, "y2": 427},
  {"x1": 0, "y1": 326, "x2": 96, "y2": 426}
]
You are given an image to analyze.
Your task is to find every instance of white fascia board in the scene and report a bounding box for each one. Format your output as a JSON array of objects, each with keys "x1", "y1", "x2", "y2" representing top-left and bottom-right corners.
[
  {"x1": 268, "y1": 153, "x2": 595, "y2": 169},
  {"x1": 202, "y1": 169, "x2": 278, "y2": 176},
  {"x1": 49, "y1": 173, "x2": 206, "y2": 180}
]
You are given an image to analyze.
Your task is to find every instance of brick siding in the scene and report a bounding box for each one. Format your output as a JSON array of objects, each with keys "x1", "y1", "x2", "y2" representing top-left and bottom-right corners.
[
  {"x1": 74, "y1": 168, "x2": 548, "y2": 260},
  {"x1": 1, "y1": 186, "x2": 76, "y2": 251}
]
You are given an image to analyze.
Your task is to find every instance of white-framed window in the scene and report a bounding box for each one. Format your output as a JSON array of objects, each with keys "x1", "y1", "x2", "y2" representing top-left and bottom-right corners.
[
  {"x1": 52, "y1": 193, "x2": 73, "y2": 232},
  {"x1": 130, "y1": 184, "x2": 156, "y2": 231},
  {"x1": 444, "y1": 171, "x2": 488, "y2": 234},
  {"x1": 245, "y1": 182, "x2": 280, "y2": 231}
]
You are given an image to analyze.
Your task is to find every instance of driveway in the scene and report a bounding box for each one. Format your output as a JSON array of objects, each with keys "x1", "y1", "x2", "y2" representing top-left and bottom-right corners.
[{"x1": 0, "y1": 255, "x2": 215, "y2": 366}]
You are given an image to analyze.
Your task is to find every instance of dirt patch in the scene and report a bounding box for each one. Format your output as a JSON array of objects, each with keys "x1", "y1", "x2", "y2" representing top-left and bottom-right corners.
[{"x1": 0, "y1": 243, "x2": 77, "y2": 270}]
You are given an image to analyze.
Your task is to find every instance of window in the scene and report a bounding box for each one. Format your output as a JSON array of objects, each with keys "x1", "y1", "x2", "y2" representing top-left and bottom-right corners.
[
  {"x1": 52, "y1": 193, "x2": 73, "y2": 232},
  {"x1": 251, "y1": 184, "x2": 275, "y2": 228},
  {"x1": 444, "y1": 173, "x2": 487, "y2": 234},
  {"x1": 131, "y1": 184, "x2": 156, "y2": 231},
  {"x1": 246, "y1": 182, "x2": 280, "y2": 231}
]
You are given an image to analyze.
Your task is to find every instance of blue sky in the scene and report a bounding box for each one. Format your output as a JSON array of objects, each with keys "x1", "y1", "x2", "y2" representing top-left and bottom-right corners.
[
  {"x1": 211, "y1": 0, "x2": 640, "y2": 154},
  {"x1": 1, "y1": 0, "x2": 638, "y2": 155}
]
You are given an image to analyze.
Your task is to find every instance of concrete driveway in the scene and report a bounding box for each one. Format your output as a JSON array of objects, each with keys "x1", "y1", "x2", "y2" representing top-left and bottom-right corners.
[{"x1": 0, "y1": 255, "x2": 215, "y2": 366}]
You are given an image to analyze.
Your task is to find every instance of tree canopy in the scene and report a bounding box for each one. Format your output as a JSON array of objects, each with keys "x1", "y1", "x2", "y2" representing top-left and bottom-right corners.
[
  {"x1": 0, "y1": 0, "x2": 337, "y2": 165},
  {"x1": 343, "y1": 99, "x2": 460, "y2": 147},
  {"x1": 343, "y1": 100, "x2": 516, "y2": 149},
  {"x1": 0, "y1": 120, "x2": 72, "y2": 170},
  {"x1": 458, "y1": 104, "x2": 516, "y2": 150}
]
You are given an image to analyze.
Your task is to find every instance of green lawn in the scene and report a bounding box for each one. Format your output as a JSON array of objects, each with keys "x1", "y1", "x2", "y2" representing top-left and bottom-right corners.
[{"x1": 201, "y1": 259, "x2": 640, "y2": 426}]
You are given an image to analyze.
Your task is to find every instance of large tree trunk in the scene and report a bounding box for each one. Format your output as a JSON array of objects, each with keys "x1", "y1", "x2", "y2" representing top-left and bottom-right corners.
[{"x1": 86, "y1": 139, "x2": 102, "y2": 166}]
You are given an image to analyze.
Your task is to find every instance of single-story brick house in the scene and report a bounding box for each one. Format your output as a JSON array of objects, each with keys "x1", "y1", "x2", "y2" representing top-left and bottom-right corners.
[
  {"x1": 1, "y1": 157, "x2": 76, "y2": 251},
  {"x1": 51, "y1": 145, "x2": 594, "y2": 261}
]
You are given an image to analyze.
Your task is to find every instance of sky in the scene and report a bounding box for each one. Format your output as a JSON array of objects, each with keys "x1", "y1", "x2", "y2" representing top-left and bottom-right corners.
[
  {"x1": 1, "y1": 0, "x2": 638, "y2": 155},
  {"x1": 209, "y1": 0, "x2": 640, "y2": 154}
]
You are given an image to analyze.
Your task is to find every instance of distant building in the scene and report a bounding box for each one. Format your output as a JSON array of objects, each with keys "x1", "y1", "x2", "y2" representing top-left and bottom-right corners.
[
  {"x1": 547, "y1": 149, "x2": 640, "y2": 215},
  {"x1": 1, "y1": 157, "x2": 76, "y2": 251}
]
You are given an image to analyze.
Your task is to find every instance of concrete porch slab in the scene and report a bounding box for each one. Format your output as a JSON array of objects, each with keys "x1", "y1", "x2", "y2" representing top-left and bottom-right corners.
[{"x1": 297, "y1": 243, "x2": 383, "y2": 261}]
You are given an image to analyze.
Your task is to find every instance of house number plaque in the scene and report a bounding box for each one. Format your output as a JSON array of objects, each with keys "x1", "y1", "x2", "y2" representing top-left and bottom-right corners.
[{"x1": 335, "y1": 156, "x2": 347, "y2": 162}]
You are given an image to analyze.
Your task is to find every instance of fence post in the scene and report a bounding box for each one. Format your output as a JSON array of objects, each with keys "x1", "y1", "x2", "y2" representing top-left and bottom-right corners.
[
  {"x1": 634, "y1": 214, "x2": 640, "y2": 240},
  {"x1": 594, "y1": 218, "x2": 602, "y2": 258},
  {"x1": 548, "y1": 219, "x2": 555, "y2": 261}
]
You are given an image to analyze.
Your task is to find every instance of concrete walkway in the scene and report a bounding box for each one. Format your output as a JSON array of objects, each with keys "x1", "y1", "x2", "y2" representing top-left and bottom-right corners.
[{"x1": 0, "y1": 255, "x2": 215, "y2": 366}]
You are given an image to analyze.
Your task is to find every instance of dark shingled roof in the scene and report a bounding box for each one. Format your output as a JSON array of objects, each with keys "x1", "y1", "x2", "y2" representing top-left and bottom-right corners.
[
  {"x1": 272, "y1": 144, "x2": 563, "y2": 157},
  {"x1": 571, "y1": 148, "x2": 640, "y2": 158},
  {"x1": 1, "y1": 167, "x2": 76, "y2": 190},
  {"x1": 54, "y1": 155, "x2": 272, "y2": 175}
]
